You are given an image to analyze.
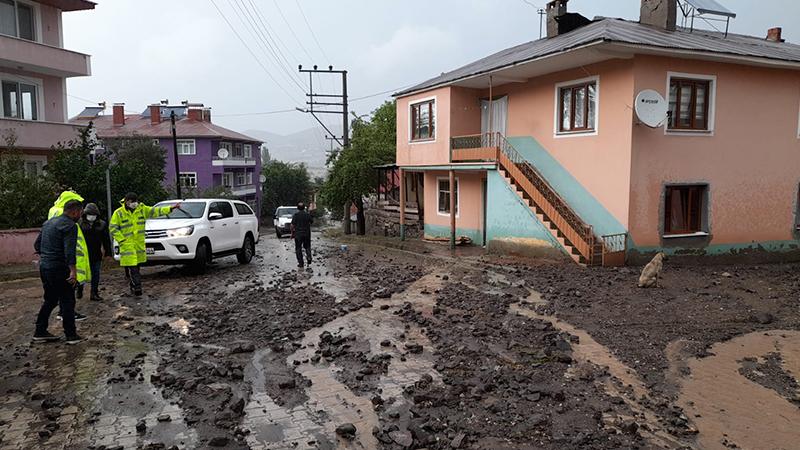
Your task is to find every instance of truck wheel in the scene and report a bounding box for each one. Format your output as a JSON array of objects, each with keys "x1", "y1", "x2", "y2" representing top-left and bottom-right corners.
[
  {"x1": 237, "y1": 234, "x2": 255, "y2": 264},
  {"x1": 275, "y1": 227, "x2": 282, "y2": 238},
  {"x1": 192, "y1": 241, "x2": 209, "y2": 274}
]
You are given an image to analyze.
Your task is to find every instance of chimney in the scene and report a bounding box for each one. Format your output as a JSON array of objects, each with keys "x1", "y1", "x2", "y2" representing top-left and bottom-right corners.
[
  {"x1": 640, "y1": 0, "x2": 677, "y2": 31},
  {"x1": 546, "y1": 0, "x2": 568, "y2": 38},
  {"x1": 187, "y1": 107, "x2": 203, "y2": 121},
  {"x1": 112, "y1": 103, "x2": 125, "y2": 126},
  {"x1": 766, "y1": 27, "x2": 784, "y2": 42},
  {"x1": 149, "y1": 104, "x2": 161, "y2": 125}
]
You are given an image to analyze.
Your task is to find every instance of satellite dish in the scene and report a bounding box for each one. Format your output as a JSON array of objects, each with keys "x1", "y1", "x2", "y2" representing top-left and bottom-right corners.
[
  {"x1": 259, "y1": 174, "x2": 266, "y2": 183},
  {"x1": 217, "y1": 148, "x2": 229, "y2": 159},
  {"x1": 635, "y1": 89, "x2": 668, "y2": 128}
]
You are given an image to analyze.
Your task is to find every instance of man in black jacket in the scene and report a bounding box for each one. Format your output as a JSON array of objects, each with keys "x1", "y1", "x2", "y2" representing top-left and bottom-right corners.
[
  {"x1": 33, "y1": 199, "x2": 83, "y2": 344},
  {"x1": 291, "y1": 202, "x2": 313, "y2": 268},
  {"x1": 78, "y1": 203, "x2": 111, "y2": 301}
]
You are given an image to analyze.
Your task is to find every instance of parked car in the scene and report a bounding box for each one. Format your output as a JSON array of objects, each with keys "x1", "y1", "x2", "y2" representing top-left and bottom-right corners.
[
  {"x1": 112, "y1": 198, "x2": 259, "y2": 273},
  {"x1": 273, "y1": 206, "x2": 298, "y2": 238}
]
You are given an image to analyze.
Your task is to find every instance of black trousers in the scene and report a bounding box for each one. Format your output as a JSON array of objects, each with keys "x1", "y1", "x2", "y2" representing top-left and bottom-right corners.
[
  {"x1": 36, "y1": 267, "x2": 76, "y2": 337},
  {"x1": 125, "y1": 265, "x2": 142, "y2": 292},
  {"x1": 294, "y1": 234, "x2": 311, "y2": 265}
]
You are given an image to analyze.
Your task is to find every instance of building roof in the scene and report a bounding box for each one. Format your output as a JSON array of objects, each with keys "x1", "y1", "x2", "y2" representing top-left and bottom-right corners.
[
  {"x1": 38, "y1": 0, "x2": 96, "y2": 12},
  {"x1": 72, "y1": 113, "x2": 261, "y2": 143},
  {"x1": 396, "y1": 18, "x2": 800, "y2": 97}
]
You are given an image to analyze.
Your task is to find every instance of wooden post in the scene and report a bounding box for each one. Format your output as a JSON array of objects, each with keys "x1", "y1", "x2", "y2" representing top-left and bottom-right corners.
[
  {"x1": 399, "y1": 168, "x2": 406, "y2": 241},
  {"x1": 449, "y1": 169, "x2": 456, "y2": 250},
  {"x1": 343, "y1": 201, "x2": 352, "y2": 235}
]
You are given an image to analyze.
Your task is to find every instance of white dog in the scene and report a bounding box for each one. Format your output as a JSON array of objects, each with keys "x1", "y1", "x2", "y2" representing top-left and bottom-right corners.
[{"x1": 638, "y1": 252, "x2": 666, "y2": 288}]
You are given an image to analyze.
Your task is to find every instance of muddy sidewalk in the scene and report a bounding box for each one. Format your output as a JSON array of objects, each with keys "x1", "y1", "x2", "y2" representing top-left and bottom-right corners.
[{"x1": 1, "y1": 234, "x2": 800, "y2": 450}]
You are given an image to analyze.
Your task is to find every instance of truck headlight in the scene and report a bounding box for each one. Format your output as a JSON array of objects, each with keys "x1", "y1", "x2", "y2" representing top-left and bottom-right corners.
[{"x1": 167, "y1": 225, "x2": 194, "y2": 237}]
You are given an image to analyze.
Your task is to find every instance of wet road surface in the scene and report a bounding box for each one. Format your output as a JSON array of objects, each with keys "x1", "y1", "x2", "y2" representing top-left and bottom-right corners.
[{"x1": 1, "y1": 232, "x2": 800, "y2": 449}]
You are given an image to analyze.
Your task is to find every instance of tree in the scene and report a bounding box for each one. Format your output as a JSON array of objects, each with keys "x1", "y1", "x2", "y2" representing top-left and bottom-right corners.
[
  {"x1": 260, "y1": 160, "x2": 312, "y2": 217},
  {"x1": 261, "y1": 144, "x2": 271, "y2": 163},
  {"x1": 320, "y1": 100, "x2": 396, "y2": 234},
  {"x1": 47, "y1": 128, "x2": 168, "y2": 215},
  {"x1": 0, "y1": 130, "x2": 57, "y2": 229}
]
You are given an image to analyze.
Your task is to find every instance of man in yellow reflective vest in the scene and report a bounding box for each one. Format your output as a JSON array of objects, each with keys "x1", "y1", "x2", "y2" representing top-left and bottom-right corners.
[
  {"x1": 48, "y1": 191, "x2": 90, "y2": 321},
  {"x1": 110, "y1": 192, "x2": 180, "y2": 296}
]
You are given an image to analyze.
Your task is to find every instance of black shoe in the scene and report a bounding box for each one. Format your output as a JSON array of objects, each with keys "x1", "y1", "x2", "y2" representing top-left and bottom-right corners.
[
  {"x1": 75, "y1": 285, "x2": 84, "y2": 299},
  {"x1": 65, "y1": 335, "x2": 83, "y2": 345},
  {"x1": 91, "y1": 293, "x2": 103, "y2": 301},
  {"x1": 33, "y1": 332, "x2": 60, "y2": 342},
  {"x1": 297, "y1": 264, "x2": 304, "y2": 268},
  {"x1": 134, "y1": 290, "x2": 143, "y2": 297},
  {"x1": 57, "y1": 312, "x2": 87, "y2": 321},
  {"x1": 307, "y1": 259, "x2": 312, "y2": 265}
]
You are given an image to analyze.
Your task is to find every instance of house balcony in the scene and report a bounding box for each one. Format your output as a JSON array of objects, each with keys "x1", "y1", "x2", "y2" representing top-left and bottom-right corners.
[
  {"x1": 0, "y1": 34, "x2": 91, "y2": 78},
  {"x1": 0, "y1": 117, "x2": 85, "y2": 150},
  {"x1": 450, "y1": 133, "x2": 502, "y2": 163},
  {"x1": 212, "y1": 155, "x2": 257, "y2": 167}
]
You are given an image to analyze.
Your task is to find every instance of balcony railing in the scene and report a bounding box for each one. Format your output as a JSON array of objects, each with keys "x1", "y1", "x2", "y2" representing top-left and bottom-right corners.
[
  {"x1": 0, "y1": 34, "x2": 91, "y2": 78},
  {"x1": 211, "y1": 154, "x2": 257, "y2": 166}
]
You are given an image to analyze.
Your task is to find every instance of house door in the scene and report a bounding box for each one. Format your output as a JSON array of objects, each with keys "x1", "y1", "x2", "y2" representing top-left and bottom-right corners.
[{"x1": 481, "y1": 95, "x2": 508, "y2": 136}]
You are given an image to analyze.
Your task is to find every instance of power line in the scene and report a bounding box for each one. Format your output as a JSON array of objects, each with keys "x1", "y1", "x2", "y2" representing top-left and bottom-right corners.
[
  {"x1": 349, "y1": 83, "x2": 416, "y2": 103},
  {"x1": 271, "y1": 0, "x2": 314, "y2": 62},
  {"x1": 208, "y1": 0, "x2": 302, "y2": 105},
  {"x1": 214, "y1": 108, "x2": 297, "y2": 117},
  {"x1": 294, "y1": 0, "x2": 329, "y2": 62},
  {"x1": 230, "y1": 0, "x2": 306, "y2": 92}
]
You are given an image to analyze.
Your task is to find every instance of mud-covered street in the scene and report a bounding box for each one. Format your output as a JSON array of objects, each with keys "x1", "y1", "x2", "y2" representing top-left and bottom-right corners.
[{"x1": 2, "y1": 233, "x2": 800, "y2": 450}]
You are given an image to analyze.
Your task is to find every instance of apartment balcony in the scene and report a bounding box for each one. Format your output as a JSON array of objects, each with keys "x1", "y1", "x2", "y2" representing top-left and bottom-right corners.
[
  {"x1": 450, "y1": 133, "x2": 501, "y2": 162},
  {"x1": 212, "y1": 155, "x2": 257, "y2": 167},
  {"x1": 0, "y1": 117, "x2": 85, "y2": 150},
  {"x1": 0, "y1": 34, "x2": 91, "y2": 78},
  {"x1": 230, "y1": 184, "x2": 257, "y2": 196}
]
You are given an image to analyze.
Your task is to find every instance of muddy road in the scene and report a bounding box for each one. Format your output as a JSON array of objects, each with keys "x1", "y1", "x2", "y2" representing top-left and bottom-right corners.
[{"x1": 1, "y1": 232, "x2": 800, "y2": 449}]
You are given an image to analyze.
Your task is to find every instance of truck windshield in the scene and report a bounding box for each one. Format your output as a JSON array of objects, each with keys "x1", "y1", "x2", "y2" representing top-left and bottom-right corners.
[
  {"x1": 152, "y1": 201, "x2": 206, "y2": 219},
  {"x1": 276, "y1": 207, "x2": 297, "y2": 218}
]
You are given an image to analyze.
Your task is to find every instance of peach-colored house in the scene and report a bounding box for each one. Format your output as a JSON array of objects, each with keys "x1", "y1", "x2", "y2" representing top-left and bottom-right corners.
[
  {"x1": 0, "y1": 0, "x2": 94, "y2": 173},
  {"x1": 394, "y1": 0, "x2": 800, "y2": 265}
]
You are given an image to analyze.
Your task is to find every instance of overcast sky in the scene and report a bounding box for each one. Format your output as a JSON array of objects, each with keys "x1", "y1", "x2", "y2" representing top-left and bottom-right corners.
[{"x1": 63, "y1": 0, "x2": 800, "y2": 137}]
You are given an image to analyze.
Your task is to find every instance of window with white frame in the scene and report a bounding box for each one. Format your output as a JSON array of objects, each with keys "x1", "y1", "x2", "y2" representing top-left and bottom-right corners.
[
  {"x1": 243, "y1": 144, "x2": 252, "y2": 159},
  {"x1": 222, "y1": 172, "x2": 233, "y2": 188},
  {"x1": 437, "y1": 178, "x2": 459, "y2": 216},
  {"x1": 233, "y1": 142, "x2": 243, "y2": 158},
  {"x1": 176, "y1": 139, "x2": 195, "y2": 155},
  {"x1": 236, "y1": 171, "x2": 247, "y2": 186},
  {"x1": 246, "y1": 171, "x2": 253, "y2": 185},
  {"x1": 1, "y1": 78, "x2": 39, "y2": 120},
  {"x1": 179, "y1": 172, "x2": 197, "y2": 187},
  {"x1": 220, "y1": 141, "x2": 232, "y2": 152},
  {"x1": 0, "y1": 0, "x2": 36, "y2": 41},
  {"x1": 556, "y1": 77, "x2": 597, "y2": 134}
]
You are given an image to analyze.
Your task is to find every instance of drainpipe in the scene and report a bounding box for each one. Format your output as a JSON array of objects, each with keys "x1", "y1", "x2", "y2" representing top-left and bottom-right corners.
[
  {"x1": 488, "y1": 75, "x2": 494, "y2": 146},
  {"x1": 399, "y1": 168, "x2": 406, "y2": 241}
]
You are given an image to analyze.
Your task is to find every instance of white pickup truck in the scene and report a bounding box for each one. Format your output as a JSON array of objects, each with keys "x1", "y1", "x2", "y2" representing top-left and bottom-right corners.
[{"x1": 113, "y1": 198, "x2": 259, "y2": 273}]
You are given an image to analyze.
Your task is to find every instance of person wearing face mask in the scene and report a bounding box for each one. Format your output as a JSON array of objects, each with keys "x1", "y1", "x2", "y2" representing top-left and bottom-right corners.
[
  {"x1": 79, "y1": 203, "x2": 111, "y2": 301},
  {"x1": 110, "y1": 193, "x2": 180, "y2": 296},
  {"x1": 33, "y1": 200, "x2": 84, "y2": 344}
]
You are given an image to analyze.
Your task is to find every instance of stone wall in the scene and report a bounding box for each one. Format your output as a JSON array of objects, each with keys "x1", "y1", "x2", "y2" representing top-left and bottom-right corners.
[{"x1": 365, "y1": 208, "x2": 422, "y2": 239}]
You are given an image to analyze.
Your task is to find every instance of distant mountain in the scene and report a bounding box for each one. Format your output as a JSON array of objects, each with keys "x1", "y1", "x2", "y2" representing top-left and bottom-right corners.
[{"x1": 244, "y1": 127, "x2": 332, "y2": 176}]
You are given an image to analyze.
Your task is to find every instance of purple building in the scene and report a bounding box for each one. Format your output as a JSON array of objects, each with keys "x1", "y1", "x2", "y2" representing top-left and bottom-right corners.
[{"x1": 73, "y1": 102, "x2": 262, "y2": 213}]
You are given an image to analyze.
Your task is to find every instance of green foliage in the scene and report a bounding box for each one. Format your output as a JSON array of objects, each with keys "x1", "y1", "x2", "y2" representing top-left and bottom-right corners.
[
  {"x1": 260, "y1": 160, "x2": 312, "y2": 217},
  {"x1": 47, "y1": 127, "x2": 168, "y2": 215},
  {"x1": 320, "y1": 100, "x2": 396, "y2": 216},
  {"x1": 0, "y1": 130, "x2": 57, "y2": 229}
]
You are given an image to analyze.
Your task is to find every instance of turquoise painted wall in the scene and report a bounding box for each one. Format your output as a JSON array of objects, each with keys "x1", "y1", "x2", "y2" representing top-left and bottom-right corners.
[
  {"x1": 507, "y1": 136, "x2": 627, "y2": 237},
  {"x1": 485, "y1": 170, "x2": 563, "y2": 249},
  {"x1": 425, "y1": 223, "x2": 484, "y2": 246}
]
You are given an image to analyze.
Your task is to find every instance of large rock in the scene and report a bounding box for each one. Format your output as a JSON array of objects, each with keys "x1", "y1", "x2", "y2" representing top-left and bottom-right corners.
[{"x1": 336, "y1": 423, "x2": 357, "y2": 438}]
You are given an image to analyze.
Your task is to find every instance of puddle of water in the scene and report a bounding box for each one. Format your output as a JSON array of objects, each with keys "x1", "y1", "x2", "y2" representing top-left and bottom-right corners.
[
  {"x1": 675, "y1": 330, "x2": 800, "y2": 450},
  {"x1": 87, "y1": 347, "x2": 198, "y2": 449}
]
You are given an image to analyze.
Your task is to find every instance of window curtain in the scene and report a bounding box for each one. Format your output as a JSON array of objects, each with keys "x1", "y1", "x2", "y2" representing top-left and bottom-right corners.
[
  {"x1": 669, "y1": 189, "x2": 686, "y2": 232},
  {"x1": 481, "y1": 96, "x2": 508, "y2": 136}
]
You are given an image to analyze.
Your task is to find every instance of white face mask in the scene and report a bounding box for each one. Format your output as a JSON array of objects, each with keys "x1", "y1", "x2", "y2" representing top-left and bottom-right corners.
[
  {"x1": 86, "y1": 215, "x2": 97, "y2": 222},
  {"x1": 127, "y1": 202, "x2": 139, "y2": 209}
]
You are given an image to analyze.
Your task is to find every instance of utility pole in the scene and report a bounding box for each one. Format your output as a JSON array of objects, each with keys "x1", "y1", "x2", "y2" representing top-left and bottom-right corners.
[
  {"x1": 170, "y1": 110, "x2": 182, "y2": 199},
  {"x1": 297, "y1": 65, "x2": 348, "y2": 148}
]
